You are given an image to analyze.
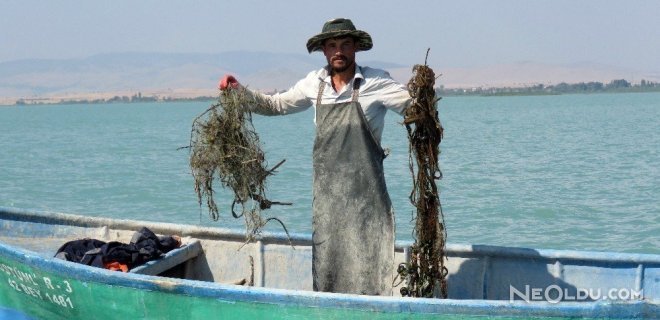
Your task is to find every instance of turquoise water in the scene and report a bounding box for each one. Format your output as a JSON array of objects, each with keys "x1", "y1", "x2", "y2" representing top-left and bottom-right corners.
[{"x1": 1, "y1": 93, "x2": 658, "y2": 254}]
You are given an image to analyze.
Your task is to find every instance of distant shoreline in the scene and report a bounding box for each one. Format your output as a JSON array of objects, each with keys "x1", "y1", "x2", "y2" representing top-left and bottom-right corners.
[
  {"x1": 439, "y1": 79, "x2": 660, "y2": 97},
  {"x1": 0, "y1": 88, "x2": 219, "y2": 107},
  {"x1": 2, "y1": 79, "x2": 660, "y2": 106}
]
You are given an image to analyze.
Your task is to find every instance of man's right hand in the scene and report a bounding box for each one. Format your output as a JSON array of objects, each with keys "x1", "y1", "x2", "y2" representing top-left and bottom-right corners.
[{"x1": 219, "y1": 74, "x2": 240, "y2": 90}]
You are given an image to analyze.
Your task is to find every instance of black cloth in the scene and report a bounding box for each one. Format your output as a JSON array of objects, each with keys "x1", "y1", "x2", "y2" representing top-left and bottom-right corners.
[
  {"x1": 54, "y1": 227, "x2": 179, "y2": 270},
  {"x1": 53, "y1": 238, "x2": 106, "y2": 263}
]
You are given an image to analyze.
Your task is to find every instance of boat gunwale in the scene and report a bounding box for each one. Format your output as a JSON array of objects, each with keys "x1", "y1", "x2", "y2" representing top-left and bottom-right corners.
[{"x1": 2, "y1": 206, "x2": 660, "y2": 265}]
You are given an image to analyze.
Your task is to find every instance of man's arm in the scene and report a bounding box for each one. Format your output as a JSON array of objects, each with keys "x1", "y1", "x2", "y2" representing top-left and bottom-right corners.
[
  {"x1": 377, "y1": 73, "x2": 412, "y2": 116},
  {"x1": 219, "y1": 74, "x2": 314, "y2": 116},
  {"x1": 358, "y1": 67, "x2": 412, "y2": 116}
]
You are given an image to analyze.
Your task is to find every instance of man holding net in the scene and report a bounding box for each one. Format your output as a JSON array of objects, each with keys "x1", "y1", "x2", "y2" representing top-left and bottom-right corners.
[{"x1": 219, "y1": 18, "x2": 411, "y2": 296}]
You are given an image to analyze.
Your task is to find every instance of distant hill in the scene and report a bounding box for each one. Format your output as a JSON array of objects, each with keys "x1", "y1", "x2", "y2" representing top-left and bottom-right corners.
[
  {"x1": 1, "y1": 51, "x2": 658, "y2": 102},
  {"x1": 0, "y1": 52, "x2": 322, "y2": 97},
  {"x1": 0, "y1": 52, "x2": 407, "y2": 98},
  {"x1": 430, "y1": 61, "x2": 660, "y2": 89}
]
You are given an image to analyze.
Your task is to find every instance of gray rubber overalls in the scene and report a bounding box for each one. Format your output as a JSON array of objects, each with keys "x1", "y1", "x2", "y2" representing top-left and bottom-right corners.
[{"x1": 312, "y1": 75, "x2": 394, "y2": 296}]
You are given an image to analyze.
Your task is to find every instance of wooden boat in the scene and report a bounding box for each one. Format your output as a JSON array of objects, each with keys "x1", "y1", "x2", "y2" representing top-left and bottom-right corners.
[{"x1": 1, "y1": 207, "x2": 658, "y2": 319}]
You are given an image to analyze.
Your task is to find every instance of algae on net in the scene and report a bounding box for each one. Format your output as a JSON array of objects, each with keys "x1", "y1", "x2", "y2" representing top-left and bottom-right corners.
[
  {"x1": 398, "y1": 50, "x2": 448, "y2": 298},
  {"x1": 187, "y1": 87, "x2": 290, "y2": 242}
]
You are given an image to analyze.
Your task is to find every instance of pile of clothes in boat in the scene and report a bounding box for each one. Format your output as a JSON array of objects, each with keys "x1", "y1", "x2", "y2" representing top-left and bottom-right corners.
[{"x1": 54, "y1": 227, "x2": 181, "y2": 272}]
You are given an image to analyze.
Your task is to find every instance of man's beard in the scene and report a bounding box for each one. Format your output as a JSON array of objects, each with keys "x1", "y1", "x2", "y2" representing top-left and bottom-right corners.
[{"x1": 330, "y1": 56, "x2": 355, "y2": 73}]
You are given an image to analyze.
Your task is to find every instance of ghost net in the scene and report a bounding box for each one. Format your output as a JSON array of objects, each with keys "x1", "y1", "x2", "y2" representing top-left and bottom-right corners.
[
  {"x1": 398, "y1": 50, "x2": 448, "y2": 298},
  {"x1": 187, "y1": 87, "x2": 291, "y2": 243}
]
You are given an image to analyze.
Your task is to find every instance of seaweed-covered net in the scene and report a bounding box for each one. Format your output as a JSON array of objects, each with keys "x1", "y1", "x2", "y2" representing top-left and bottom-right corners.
[
  {"x1": 187, "y1": 87, "x2": 290, "y2": 242},
  {"x1": 397, "y1": 50, "x2": 448, "y2": 298}
]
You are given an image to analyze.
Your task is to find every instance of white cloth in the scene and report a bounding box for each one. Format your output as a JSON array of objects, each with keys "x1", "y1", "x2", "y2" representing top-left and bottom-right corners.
[{"x1": 245, "y1": 64, "x2": 411, "y2": 142}]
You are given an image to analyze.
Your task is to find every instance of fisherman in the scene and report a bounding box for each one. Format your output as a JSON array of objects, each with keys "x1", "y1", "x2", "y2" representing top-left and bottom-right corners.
[{"x1": 219, "y1": 18, "x2": 411, "y2": 296}]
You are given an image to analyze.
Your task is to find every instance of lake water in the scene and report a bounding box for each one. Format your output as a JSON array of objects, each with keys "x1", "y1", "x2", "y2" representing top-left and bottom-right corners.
[{"x1": 1, "y1": 92, "x2": 658, "y2": 254}]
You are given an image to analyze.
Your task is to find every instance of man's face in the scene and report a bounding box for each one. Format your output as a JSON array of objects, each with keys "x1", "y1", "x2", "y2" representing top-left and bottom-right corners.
[{"x1": 322, "y1": 37, "x2": 357, "y2": 73}]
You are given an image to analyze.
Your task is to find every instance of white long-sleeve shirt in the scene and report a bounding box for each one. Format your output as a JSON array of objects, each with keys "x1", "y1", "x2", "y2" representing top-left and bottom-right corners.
[{"x1": 245, "y1": 64, "x2": 411, "y2": 143}]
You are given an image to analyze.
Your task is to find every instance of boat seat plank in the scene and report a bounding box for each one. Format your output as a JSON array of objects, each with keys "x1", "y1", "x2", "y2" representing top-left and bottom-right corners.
[{"x1": 130, "y1": 240, "x2": 202, "y2": 276}]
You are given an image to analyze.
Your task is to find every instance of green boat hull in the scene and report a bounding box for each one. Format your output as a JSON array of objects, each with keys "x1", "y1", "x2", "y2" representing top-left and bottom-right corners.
[{"x1": 1, "y1": 253, "x2": 539, "y2": 320}]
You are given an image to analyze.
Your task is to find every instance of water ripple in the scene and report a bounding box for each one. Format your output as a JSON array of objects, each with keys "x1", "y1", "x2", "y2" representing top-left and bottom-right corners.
[{"x1": 1, "y1": 94, "x2": 658, "y2": 254}]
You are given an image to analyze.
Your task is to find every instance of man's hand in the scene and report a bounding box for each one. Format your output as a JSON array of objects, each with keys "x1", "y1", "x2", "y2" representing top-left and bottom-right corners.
[{"x1": 219, "y1": 74, "x2": 240, "y2": 90}]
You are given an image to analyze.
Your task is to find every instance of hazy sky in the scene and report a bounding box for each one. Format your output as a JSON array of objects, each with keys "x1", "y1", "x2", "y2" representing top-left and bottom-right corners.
[{"x1": 2, "y1": 1, "x2": 659, "y2": 72}]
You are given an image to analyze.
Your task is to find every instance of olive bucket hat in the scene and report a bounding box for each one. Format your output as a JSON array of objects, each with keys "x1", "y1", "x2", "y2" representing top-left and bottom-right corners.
[{"x1": 306, "y1": 18, "x2": 373, "y2": 53}]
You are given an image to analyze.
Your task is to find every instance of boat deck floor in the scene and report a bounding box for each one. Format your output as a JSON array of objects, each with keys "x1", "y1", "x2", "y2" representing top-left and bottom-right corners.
[{"x1": 0, "y1": 236, "x2": 64, "y2": 258}]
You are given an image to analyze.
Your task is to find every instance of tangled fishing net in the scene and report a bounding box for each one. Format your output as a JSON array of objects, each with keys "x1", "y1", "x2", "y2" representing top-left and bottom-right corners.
[
  {"x1": 187, "y1": 87, "x2": 291, "y2": 242},
  {"x1": 397, "y1": 50, "x2": 448, "y2": 298}
]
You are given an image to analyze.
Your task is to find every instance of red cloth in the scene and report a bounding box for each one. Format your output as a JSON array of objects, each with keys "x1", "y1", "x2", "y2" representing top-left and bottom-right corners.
[{"x1": 104, "y1": 261, "x2": 128, "y2": 272}]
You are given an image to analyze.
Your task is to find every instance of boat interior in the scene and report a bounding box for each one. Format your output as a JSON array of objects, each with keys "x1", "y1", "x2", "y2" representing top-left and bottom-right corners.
[{"x1": 1, "y1": 208, "x2": 658, "y2": 303}]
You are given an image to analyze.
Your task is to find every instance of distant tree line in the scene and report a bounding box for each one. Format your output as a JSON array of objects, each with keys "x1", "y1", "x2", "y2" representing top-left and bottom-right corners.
[
  {"x1": 13, "y1": 78, "x2": 660, "y2": 106},
  {"x1": 15, "y1": 92, "x2": 216, "y2": 105},
  {"x1": 438, "y1": 79, "x2": 660, "y2": 96},
  {"x1": 100, "y1": 93, "x2": 158, "y2": 103}
]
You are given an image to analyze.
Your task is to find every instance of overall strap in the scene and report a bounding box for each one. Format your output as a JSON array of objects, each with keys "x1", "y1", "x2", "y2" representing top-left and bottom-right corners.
[
  {"x1": 316, "y1": 80, "x2": 325, "y2": 107},
  {"x1": 351, "y1": 79, "x2": 361, "y2": 102},
  {"x1": 316, "y1": 74, "x2": 362, "y2": 106}
]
